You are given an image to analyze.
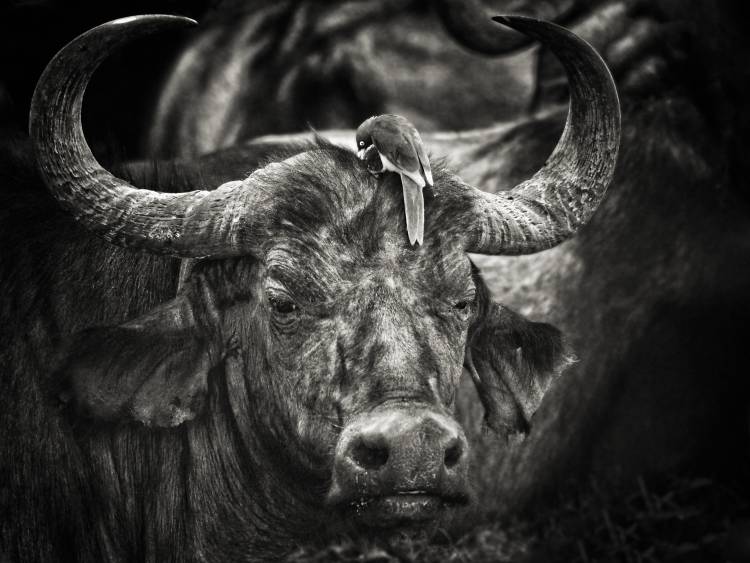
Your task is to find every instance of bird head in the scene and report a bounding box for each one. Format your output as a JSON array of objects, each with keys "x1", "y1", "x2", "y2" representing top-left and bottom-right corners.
[{"x1": 355, "y1": 117, "x2": 375, "y2": 159}]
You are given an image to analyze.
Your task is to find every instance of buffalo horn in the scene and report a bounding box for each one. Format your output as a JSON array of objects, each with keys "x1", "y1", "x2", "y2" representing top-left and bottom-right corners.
[
  {"x1": 29, "y1": 15, "x2": 262, "y2": 258},
  {"x1": 460, "y1": 16, "x2": 620, "y2": 255}
]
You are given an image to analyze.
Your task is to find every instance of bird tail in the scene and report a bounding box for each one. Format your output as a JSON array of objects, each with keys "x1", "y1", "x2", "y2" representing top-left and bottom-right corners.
[{"x1": 401, "y1": 175, "x2": 424, "y2": 246}]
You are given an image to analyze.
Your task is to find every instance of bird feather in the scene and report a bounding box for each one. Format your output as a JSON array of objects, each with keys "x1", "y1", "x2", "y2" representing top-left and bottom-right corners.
[{"x1": 401, "y1": 175, "x2": 424, "y2": 246}]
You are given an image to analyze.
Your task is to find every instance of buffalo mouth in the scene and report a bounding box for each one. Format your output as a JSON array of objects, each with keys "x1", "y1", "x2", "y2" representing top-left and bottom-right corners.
[
  {"x1": 327, "y1": 407, "x2": 472, "y2": 528},
  {"x1": 339, "y1": 490, "x2": 470, "y2": 528}
]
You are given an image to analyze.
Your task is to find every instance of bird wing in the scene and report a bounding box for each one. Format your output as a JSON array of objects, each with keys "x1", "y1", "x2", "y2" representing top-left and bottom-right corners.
[
  {"x1": 370, "y1": 118, "x2": 432, "y2": 188},
  {"x1": 411, "y1": 134, "x2": 433, "y2": 187},
  {"x1": 395, "y1": 116, "x2": 433, "y2": 187},
  {"x1": 370, "y1": 120, "x2": 423, "y2": 184}
]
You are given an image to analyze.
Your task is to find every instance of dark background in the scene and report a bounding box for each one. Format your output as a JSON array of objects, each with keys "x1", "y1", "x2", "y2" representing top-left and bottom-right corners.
[{"x1": 0, "y1": 0, "x2": 210, "y2": 156}]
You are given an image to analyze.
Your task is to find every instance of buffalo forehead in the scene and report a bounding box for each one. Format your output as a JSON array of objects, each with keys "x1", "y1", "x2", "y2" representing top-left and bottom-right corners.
[
  {"x1": 255, "y1": 146, "x2": 471, "y2": 299},
  {"x1": 264, "y1": 235, "x2": 472, "y2": 304}
]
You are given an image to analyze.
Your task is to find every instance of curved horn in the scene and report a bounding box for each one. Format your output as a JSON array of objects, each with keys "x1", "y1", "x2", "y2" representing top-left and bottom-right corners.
[
  {"x1": 29, "y1": 15, "x2": 260, "y2": 258},
  {"x1": 434, "y1": 0, "x2": 581, "y2": 55},
  {"x1": 460, "y1": 16, "x2": 620, "y2": 255}
]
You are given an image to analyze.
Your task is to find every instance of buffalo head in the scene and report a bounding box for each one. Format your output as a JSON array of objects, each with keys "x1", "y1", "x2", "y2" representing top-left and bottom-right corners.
[{"x1": 30, "y1": 15, "x2": 619, "y2": 528}]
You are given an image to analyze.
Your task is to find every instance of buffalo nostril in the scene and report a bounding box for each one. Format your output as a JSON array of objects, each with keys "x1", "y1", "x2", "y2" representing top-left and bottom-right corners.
[
  {"x1": 444, "y1": 441, "x2": 462, "y2": 468},
  {"x1": 350, "y1": 439, "x2": 389, "y2": 470}
]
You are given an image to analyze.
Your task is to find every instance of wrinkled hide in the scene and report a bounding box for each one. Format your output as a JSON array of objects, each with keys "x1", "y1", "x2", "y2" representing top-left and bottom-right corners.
[
  {"x1": 0, "y1": 139, "x2": 573, "y2": 561},
  {"x1": 141, "y1": 0, "x2": 750, "y2": 515}
]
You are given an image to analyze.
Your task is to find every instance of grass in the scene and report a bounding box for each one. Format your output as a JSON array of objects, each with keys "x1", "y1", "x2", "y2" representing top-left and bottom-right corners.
[{"x1": 287, "y1": 474, "x2": 750, "y2": 562}]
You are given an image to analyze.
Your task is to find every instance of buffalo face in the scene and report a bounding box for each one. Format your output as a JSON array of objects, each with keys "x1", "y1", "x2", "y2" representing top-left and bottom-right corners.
[
  {"x1": 253, "y1": 170, "x2": 477, "y2": 524},
  {"x1": 56, "y1": 150, "x2": 572, "y2": 528}
]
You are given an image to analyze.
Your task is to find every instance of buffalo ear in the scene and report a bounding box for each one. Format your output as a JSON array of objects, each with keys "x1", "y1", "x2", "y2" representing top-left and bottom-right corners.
[
  {"x1": 465, "y1": 303, "x2": 574, "y2": 435},
  {"x1": 56, "y1": 294, "x2": 220, "y2": 427}
]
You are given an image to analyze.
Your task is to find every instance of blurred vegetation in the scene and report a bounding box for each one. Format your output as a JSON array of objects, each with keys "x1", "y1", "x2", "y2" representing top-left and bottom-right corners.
[{"x1": 288, "y1": 474, "x2": 750, "y2": 563}]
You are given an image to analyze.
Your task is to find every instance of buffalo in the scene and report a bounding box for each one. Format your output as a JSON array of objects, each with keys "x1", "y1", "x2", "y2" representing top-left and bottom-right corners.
[
  {"x1": 0, "y1": 11, "x2": 619, "y2": 562},
  {"x1": 144, "y1": 0, "x2": 750, "y2": 513},
  {"x1": 147, "y1": 0, "x2": 578, "y2": 157}
]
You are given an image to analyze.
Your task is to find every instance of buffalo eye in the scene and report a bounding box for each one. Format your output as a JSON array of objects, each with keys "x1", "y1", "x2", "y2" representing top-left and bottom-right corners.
[
  {"x1": 269, "y1": 295, "x2": 298, "y2": 315},
  {"x1": 452, "y1": 293, "x2": 475, "y2": 321}
]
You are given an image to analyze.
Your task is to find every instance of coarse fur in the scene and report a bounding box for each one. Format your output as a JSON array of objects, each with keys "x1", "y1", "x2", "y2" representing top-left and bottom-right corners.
[
  {"x1": 0, "y1": 136, "x2": 571, "y2": 562},
  {"x1": 134, "y1": 0, "x2": 750, "y2": 520},
  {"x1": 6, "y1": 1, "x2": 749, "y2": 559}
]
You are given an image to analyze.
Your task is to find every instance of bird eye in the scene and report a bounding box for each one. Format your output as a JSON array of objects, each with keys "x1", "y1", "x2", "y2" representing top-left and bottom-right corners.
[{"x1": 359, "y1": 141, "x2": 365, "y2": 147}]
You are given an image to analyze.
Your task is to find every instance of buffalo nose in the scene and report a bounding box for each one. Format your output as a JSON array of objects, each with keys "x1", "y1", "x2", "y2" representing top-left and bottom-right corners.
[
  {"x1": 328, "y1": 408, "x2": 470, "y2": 506},
  {"x1": 348, "y1": 422, "x2": 464, "y2": 472}
]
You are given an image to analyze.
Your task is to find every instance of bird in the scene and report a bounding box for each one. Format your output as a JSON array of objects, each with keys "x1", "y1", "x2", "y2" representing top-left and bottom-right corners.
[{"x1": 355, "y1": 114, "x2": 433, "y2": 246}]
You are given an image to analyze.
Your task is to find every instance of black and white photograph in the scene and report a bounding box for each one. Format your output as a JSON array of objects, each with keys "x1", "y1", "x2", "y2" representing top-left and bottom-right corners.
[{"x1": 1, "y1": 1, "x2": 749, "y2": 561}]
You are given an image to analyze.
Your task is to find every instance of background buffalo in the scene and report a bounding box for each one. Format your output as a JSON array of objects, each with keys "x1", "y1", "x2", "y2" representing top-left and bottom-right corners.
[{"x1": 2, "y1": 1, "x2": 750, "y2": 561}]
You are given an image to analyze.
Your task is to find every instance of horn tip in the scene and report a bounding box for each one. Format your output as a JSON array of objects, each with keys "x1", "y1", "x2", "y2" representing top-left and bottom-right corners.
[
  {"x1": 491, "y1": 15, "x2": 538, "y2": 28},
  {"x1": 109, "y1": 14, "x2": 198, "y2": 29},
  {"x1": 177, "y1": 16, "x2": 199, "y2": 27},
  {"x1": 179, "y1": 16, "x2": 199, "y2": 27}
]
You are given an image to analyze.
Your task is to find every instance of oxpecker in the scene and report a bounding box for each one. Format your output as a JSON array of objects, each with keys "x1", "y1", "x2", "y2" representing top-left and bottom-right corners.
[{"x1": 356, "y1": 114, "x2": 433, "y2": 246}]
